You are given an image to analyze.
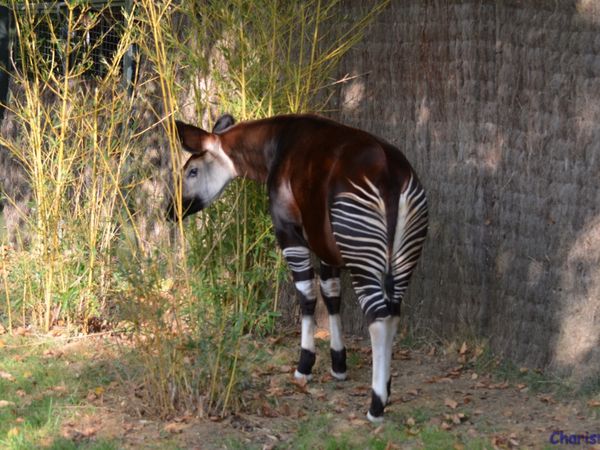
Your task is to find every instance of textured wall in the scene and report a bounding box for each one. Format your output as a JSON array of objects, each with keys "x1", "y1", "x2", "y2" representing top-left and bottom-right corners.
[{"x1": 330, "y1": 0, "x2": 600, "y2": 382}]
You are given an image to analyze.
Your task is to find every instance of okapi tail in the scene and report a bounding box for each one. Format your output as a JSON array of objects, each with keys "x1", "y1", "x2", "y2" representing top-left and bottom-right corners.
[{"x1": 389, "y1": 174, "x2": 428, "y2": 304}]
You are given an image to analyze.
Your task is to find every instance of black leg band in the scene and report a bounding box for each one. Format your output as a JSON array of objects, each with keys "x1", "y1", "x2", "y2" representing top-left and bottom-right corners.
[
  {"x1": 323, "y1": 296, "x2": 341, "y2": 315},
  {"x1": 330, "y1": 347, "x2": 347, "y2": 375},
  {"x1": 300, "y1": 298, "x2": 317, "y2": 316},
  {"x1": 369, "y1": 390, "x2": 385, "y2": 418},
  {"x1": 297, "y1": 348, "x2": 316, "y2": 375},
  {"x1": 387, "y1": 377, "x2": 392, "y2": 404}
]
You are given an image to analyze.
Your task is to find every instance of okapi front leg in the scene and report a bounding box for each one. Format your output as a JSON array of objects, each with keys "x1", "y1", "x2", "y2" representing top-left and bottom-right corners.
[
  {"x1": 282, "y1": 246, "x2": 317, "y2": 380},
  {"x1": 320, "y1": 262, "x2": 347, "y2": 380}
]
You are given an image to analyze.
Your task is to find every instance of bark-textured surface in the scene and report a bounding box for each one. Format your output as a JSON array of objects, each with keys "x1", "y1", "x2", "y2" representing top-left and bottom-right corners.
[{"x1": 326, "y1": 0, "x2": 600, "y2": 383}]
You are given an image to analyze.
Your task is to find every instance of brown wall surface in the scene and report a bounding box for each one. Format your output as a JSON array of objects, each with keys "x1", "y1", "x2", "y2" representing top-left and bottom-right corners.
[{"x1": 329, "y1": 0, "x2": 600, "y2": 383}]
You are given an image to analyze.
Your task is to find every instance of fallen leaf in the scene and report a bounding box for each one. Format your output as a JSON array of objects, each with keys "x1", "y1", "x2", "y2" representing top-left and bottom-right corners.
[
  {"x1": 290, "y1": 377, "x2": 308, "y2": 393},
  {"x1": 426, "y1": 376, "x2": 454, "y2": 384},
  {"x1": 43, "y1": 349, "x2": 64, "y2": 358},
  {"x1": 7, "y1": 427, "x2": 19, "y2": 437},
  {"x1": 51, "y1": 385, "x2": 68, "y2": 394},
  {"x1": 539, "y1": 394, "x2": 556, "y2": 404},
  {"x1": 441, "y1": 422, "x2": 452, "y2": 430},
  {"x1": 315, "y1": 330, "x2": 329, "y2": 340},
  {"x1": 278, "y1": 403, "x2": 291, "y2": 416},
  {"x1": 320, "y1": 372, "x2": 334, "y2": 383},
  {"x1": 350, "y1": 385, "x2": 371, "y2": 396},
  {"x1": 308, "y1": 388, "x2": 327, "y2": 400},
  {"x1": 14, "y1": 326, "x2": 29, "y2": 336},
  {"x1": 0, "y1": 371, "x2": 15, "y2": 381},
  {"x1": 261, "y1": 402, "x2": 278, "y2": 418},
  {"x1": 395, "y1": 349, "x2": 411, "y2": 360},
  {"x1": 444, "y1": 398, "x2": 458, "y2": 410},
  {"x1": 459, "y1": 341, "x2": 468, "y2": 355},
  {"x1": 588, "y1": 399, "x2": 600, "y2": 408},
  {"x1": 164, "y1": 422, "x2": 186, "y2": 434},
  {"x1": 406, "y1": 417, "x2": 416, "y2": 427},
  {"x1": 406, "y1": 427, "x2": 419, "y2": 436},
  {"x1": 0, "y1": 400, "x2": 16, "y2": 408},
  {"x1": 279, "y1": 365, "x2": 292, "y2": 373},
  {"x1": 80, "y1": 426, "x2": 98, "y2": 438}
]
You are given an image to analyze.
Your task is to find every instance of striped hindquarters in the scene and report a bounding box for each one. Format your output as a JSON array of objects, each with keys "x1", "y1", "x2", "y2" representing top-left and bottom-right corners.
[
  {"x1": 330, "y1": 179, "x2": 390, "y2": 320},
  {"x1": 390, "y1": 175, "x2": 428, "y2": 302}
]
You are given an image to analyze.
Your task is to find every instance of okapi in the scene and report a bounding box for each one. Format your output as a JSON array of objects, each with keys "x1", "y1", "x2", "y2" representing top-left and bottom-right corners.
[{"x1": 167, "y1": 113, "x2": 428, "y2": 422}]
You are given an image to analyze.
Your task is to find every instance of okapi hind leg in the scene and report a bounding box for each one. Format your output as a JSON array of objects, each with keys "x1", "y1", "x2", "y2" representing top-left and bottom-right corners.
[
  {"x1": 330, "y1": 179, "x2": 398, "y2": 422},
  {"x1": 281, "y1": 245, "x2": 317, "y2": 381},
  {"x1": 367, "y1": 315, "x2": 399, "y2": 423},
  {"x1": 319, "y1": 262, "x2": 347, "y2": 380}
]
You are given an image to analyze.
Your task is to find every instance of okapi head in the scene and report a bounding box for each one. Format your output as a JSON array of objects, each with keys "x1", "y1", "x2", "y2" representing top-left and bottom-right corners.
[{"x1": 166, "y1": 115, "x2": 237, "y2": 221}]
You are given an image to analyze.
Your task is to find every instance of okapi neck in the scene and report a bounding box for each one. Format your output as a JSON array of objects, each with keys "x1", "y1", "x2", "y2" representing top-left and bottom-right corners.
[{"x1": 220, "y1": 125, "x2": 274, "y2": 183}]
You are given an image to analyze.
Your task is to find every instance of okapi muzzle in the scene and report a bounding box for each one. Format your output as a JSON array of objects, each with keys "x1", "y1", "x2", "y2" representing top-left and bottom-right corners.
[{"x1": 166, "y1": 112, "x2": 428, "y2": 423}]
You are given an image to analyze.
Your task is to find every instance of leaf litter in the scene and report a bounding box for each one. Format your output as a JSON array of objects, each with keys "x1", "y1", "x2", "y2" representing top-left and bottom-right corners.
[{"x1": 3, "y1": 332, "x2": 599, "y2": 449}]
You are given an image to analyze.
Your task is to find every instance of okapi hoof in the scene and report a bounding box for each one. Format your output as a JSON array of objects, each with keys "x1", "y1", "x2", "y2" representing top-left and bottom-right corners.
[
  {"x1": 294, "y1": 370, "x2": 313, "y2": 381},
  {"x1": 367, "y1": 390, "x2": 386, "y2": 423},
  {"x1": 367, "y1": 411, "x2": 384, "y2": 424},
  {"x1": 330, "y1": 368, "x2": 347, "y2": 380}
]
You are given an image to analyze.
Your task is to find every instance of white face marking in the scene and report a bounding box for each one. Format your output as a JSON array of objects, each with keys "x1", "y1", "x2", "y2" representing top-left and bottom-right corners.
[
  {"x1": 183, "y1": 138, "x2": 237, "y2": 207},
  {"x1": 301, "y1": 315, "x2": 315, "y2": 352},
  {"x1": 320, "y1": 277, "x2": 341, "y2": 298},
  {"x1": 329, "y1": 314, "x2": 344, "y2": 352}
]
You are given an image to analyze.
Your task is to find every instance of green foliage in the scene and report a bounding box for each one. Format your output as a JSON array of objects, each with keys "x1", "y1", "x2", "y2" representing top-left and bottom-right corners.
[
  {"x1": 0, "y1": 0, "x2": 390, "y2": 419},
  {"x1": 0, "y1": 0, "x2": 138, "y2": 332}
]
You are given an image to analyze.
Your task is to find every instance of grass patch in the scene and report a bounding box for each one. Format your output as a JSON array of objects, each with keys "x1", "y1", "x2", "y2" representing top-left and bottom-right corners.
[{"x1": 0, "y1": 335, "x2": 120, "y2": 449}]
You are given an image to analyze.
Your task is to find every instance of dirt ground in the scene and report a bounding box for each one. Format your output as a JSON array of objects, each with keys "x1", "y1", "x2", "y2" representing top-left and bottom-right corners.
[{"x1": 52, "y1": 328, "x2": 600, "y2": 450}]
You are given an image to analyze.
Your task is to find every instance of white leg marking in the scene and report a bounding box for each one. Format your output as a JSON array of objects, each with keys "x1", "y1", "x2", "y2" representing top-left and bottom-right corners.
[
  {"x1": 294, "y1": 279, "x2": 317, "y2": 300},
  {"x1": 367, "y1": 411, "x2": 385, "y2": 424},
  {"x1": 320, "y1": 277, "x2": 341, "y2": 297},
  {"x1": 329, "y1": 314, "x2": 344, "y2": 352},
  {"x1": 329, "y1": 314, "x2": 347, "y2": 380},
  {"x1": 294, "y1": 370, "x2": 313, "y2": 381},
  {"x1": 367, "y1": 317, "x2": 393, "y2": 422},
  {"x1": 300, "y1": 315, "x2": 315, "y2": 352}
]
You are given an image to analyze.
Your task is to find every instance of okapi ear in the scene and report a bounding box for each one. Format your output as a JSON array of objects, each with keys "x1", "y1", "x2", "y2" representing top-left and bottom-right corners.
[
  {"x1": 212, "y1": 114, "x2": 236, "y2": 134},
  {"x1": 175, "y1": 120, "x2": 211, "y2": 154}
]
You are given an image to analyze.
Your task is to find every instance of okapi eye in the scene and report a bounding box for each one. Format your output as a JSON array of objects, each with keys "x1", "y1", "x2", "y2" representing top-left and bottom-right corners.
[{"x1": 188, "y1": 168, "x2": 198, "y2": 178}]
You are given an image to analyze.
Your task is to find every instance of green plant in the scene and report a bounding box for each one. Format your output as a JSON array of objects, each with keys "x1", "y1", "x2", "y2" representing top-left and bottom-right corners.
[
  {"x1": 0, "y1": 0, "x2": 138, "y2": 331},
  {"x1": 0, "y1": 0, "x2": 390, "y2": 420}
]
